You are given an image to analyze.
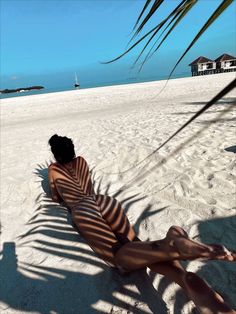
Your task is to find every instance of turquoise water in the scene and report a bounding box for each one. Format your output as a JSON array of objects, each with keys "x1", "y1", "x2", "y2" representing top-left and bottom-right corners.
[{"x1": 0, "y1": 73, "x2": 190, "y2": 100}]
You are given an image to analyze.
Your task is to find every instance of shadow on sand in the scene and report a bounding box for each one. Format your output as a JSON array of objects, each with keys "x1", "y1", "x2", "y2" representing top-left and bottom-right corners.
[
  {"x1": 225, "y1": 145, "x2": 236, "y2": 153},
  {"x1": 170, "y1": 97, "x2": 236, "y2": 123},
  {"x1": 0, "y1": 162, "x2": 169, "y2": 314},
  {"x1": 1, "y1": 162, "x2": 235, "y2": 313},
  {"x1": 183, "y1": 97, "x2": 236, "y2": 106}
]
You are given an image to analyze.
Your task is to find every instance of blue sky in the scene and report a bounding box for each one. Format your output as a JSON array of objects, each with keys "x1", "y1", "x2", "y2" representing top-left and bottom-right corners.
[{"x1": 1, "y1": 0, "x2": 236, "y2": 90}]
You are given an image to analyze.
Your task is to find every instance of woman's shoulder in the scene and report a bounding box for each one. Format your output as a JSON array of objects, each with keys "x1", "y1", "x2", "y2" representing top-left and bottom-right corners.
[
  {"x1": 76, "y1": 156, "x2": 87, "y2": 163},
  {"x1": 49, "y1": 162, "x2": 56, "y2": 167},
  {"x1": 48, "y1": 162, "x2": 60, "y2": 170},
  {"x1": 75, "y1": 156, "x2": 90, "y2": 168}
]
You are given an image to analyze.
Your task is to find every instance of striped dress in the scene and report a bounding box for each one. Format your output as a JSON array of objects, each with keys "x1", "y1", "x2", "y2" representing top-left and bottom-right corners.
[{"x1": 48, "y1": 156, "x2": 136, "y2": 266}]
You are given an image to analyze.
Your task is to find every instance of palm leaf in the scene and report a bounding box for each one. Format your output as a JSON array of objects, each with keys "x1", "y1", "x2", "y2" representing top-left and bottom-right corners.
[
  {"x1": 131, "y1": 1, "x2": 188, "y2": 67},
  {"x1": 133, "y1": 1, "x2": 193, "y2": 69},
  {"x1": 102, "y1": 23, "x2": 164, "y2": 64},
  {"x1": 103, "y1": 0, "x2": 235, "y2": 169},
  {"x1": 132, "y1": 0, "x2": 153, "y2": 31},
  {"x1": 106, "y1": 0, "x2": 233, "y2": 74},
  {"x1": 103, "y1": 0, "x2": 186, "y2": 64},
  {"x1": 131, "y1": 0, "x2": 164, "y2": 39},
  {"x1": 137, "y1": 0, "x2": 197, "y2": 72},
  {"x1": 167, "y1": 0, "x2": 234, "y2": 79}
]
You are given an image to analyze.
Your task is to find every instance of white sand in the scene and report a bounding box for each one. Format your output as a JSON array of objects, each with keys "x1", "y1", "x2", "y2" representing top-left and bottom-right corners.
[{"x1": 0, "y1": 72, "x2": 235, "y2": 313}]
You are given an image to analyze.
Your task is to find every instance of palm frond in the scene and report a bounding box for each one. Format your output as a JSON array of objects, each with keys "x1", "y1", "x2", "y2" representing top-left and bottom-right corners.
[
  {"x1": 131, "y1": 0, "x2": 164, "y2": 39},
  {"x1": 106, "y1": 0, "x2": 233, "y2": 74},
  {"x1": 103, "y1": 0, "x2": 187, "y2": 64},
  {"x1": 132, "y1": 0, "x2": 188, "y2": 68},
  {"x1": 102, "y1": 24, "x2": 161, "y2": 64},
  {"x1": 132, "y1": 0, "x2": 153, "y2": 31},
  {"x1": 137, "y1": 0, "x2": 197, "y2": 72},
  {"x1": 103, "y1": 0, "x2": 235, "y2": 172},
  {"x1": 167, "y1": 0, "x2": 234, "y2": 79}
]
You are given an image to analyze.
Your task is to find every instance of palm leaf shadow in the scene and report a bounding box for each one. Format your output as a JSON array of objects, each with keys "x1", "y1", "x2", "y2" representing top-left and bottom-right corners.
[
  {"x1": 184, "y1": 97, "x2": 236, "y2": 106},
  {"x1": 13, "y1": 162, "x2": 227, "y2": 313},
  {"x1": 171, "y1": 97, "x2": 236, "y2": 123},
  {"x1": 15, "y1": 161, "x2": 178, "y2": 313},
  {"x1": 225, "y1": 145, "x2": 236, "y2": 153}
]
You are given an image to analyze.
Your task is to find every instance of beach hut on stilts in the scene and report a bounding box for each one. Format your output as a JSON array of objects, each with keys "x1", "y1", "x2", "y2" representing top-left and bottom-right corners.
[
  {"x1": 189, "y1": 56, "x2": 216, "y2": 76},
  {"x1": 189, "y1": 53, "x2": 236, "y2": 76},
  {"x1": 214, "y1": 53, "x2": 236, "y2": 73}
]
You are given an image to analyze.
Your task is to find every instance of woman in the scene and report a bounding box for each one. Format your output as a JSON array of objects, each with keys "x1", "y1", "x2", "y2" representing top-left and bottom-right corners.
[{"x1": 48, "y1": 134, "x2": 235, "y2": 313}]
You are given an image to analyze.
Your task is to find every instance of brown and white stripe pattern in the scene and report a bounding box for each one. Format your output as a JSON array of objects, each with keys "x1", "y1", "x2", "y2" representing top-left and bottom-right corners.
[{"x1": 48, "y1": 156, "x2": 136, "y2": 266}]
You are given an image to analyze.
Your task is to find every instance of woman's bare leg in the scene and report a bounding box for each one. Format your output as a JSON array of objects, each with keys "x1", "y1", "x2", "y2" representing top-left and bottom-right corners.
[
  {"x1": 149, "y1": 260, "x2": 186, "y2": 288},
  {"x1": 73, "y1": 201, "x2": 235, "y2": 312},
  {"x1": 118, "y1": 226, "x2": 235, "y2": 313},
  {"x1": 149, "y1": 261, "x2": 236, "y2": 313},
  {"x1": 184, "y1": 272, "x2": 235, "y2": 313},
  {"x1": 114, "y1": 226, "x2": 235, "y2": 270},
  {"x1": 96, "y1": 199, "x2": 235, "y2": 270},
  {"x1": 148, "y1": 262, "x2": 235, "y2": 313}
]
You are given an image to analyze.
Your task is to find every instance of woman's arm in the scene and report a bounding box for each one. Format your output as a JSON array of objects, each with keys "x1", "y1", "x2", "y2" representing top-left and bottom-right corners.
[{"x1": 48, "y1": 166, "x2": 63, "y2": 203}]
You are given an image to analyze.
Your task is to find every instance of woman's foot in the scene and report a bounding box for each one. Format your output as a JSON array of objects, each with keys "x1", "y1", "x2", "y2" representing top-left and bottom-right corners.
[{"x1": 163, "y1": 226, "x2": 236, "y2": 261}]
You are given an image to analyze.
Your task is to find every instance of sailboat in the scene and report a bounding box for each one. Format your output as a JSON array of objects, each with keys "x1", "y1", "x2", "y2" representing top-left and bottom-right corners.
[{"x1": 74, "y1": 72, "x2": 80, "y2": 88}]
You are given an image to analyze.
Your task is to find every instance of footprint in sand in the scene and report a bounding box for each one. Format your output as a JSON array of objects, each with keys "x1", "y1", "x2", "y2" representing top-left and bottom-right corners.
[
  {"x1": 206, "y1": 197, "x2": 217, "y2": 205},
  {"x1": 173, "y1": 180, "x2": 193, "y2": 198},
  {"x1": 227, "y1": 160, "x2": 235, "y2": 171},
  {"x1": 207, "y1": 173, "x2": 214, "y2": 181},
  {"x1": 207, "y1": 173, "x2": 214, "y2": 188}
]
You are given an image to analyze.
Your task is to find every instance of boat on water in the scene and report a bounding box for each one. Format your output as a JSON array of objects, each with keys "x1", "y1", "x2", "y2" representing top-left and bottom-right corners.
[{"x1": 74, "y1": 72, "x2": 80, "y2": 88}]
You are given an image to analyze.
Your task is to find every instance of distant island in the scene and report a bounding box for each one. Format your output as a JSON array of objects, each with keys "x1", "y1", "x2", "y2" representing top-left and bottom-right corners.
[{"x1": 0, "y1": 86, "x2": 44, "y2": 94}]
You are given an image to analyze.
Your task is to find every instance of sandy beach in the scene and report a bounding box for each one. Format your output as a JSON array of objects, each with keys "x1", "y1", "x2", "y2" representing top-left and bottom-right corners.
[{"x1": 0, "y1": 72, "x2": 235, "y2": 313}]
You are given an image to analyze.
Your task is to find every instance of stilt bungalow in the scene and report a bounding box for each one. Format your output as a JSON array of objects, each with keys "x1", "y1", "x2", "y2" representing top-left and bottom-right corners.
[
  {"x1": 189, "y1": 56, "x2": 215, "y2": 76},
  {"x1": 214, "y1": 53, "x2": 236, "y2": 73},
  {"x1": 189, "y1": 53, "x2": 236, "y2": 76}
]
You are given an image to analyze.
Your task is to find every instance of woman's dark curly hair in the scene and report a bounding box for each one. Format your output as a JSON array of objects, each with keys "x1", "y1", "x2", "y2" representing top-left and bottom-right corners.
[{"x1": 49, "y1": 134, "x2": 75, "y2": 164}]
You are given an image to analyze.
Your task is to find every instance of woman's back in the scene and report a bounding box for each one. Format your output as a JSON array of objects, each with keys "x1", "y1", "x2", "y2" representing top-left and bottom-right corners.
[{"x1": 48, "y1": 156, "x2": 94, "y2": 209}]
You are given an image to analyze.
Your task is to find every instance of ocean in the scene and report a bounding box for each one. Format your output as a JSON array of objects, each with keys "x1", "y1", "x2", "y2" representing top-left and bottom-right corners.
[{"x1": 0, "y1": 73, "x2": 190, "y2": 99}]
